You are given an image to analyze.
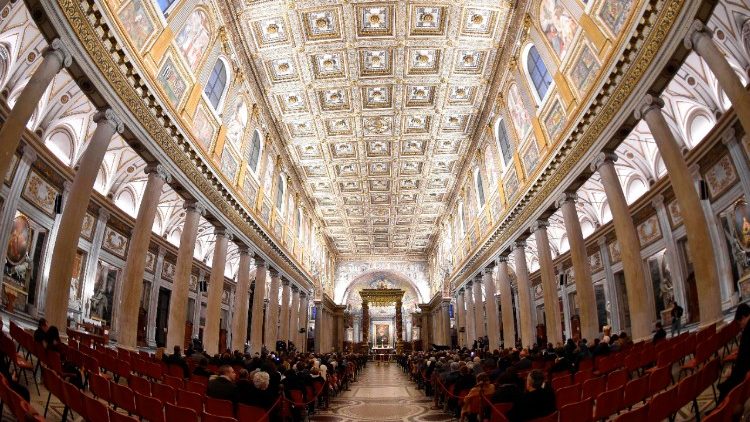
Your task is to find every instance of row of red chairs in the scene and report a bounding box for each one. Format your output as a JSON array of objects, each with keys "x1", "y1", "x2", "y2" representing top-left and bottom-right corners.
[
  {"x1": 0, "y1": 371, "x2": 44, "y2": 421},
  {"x1": 704, "y1": 371, "x2": 750, "y2": 422}
]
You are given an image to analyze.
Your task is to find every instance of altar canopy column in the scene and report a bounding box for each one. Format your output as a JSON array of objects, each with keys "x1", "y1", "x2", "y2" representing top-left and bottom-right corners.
[
  {"x1": 533, "y1": 220, "x2": 563, "y2": 346},
  {"x1": 204, "y1": 229, "x2": 231, "y2": 355},
  {"x1": 513, "y1": 241, "x2": 535, "y2": 348},
  {"x1": 231, "y1": 247, "x2": 251, "y2": 351},
  {"x1": 117, "y1": 165, "x2": 171, "y2": 349},
  {"x1": 473, "y1": 275, "x2": 486, "y2": 339},
  {"x1": 45, "y1": 109, "x2": 124, "y2": 329},
  {"x1": 593, "y1": 153, "x2": 652, "y2": 340},
  {"x1": 279, "y1": 278, "x2": 291, "y2": 344},
  {"x1": 249, "y1": 257, "x2": 267, "y2": 353},
  {"x1": 457, "y1": 289, "x2": 467, "y2": 347},
  {"x1": 558, "y1": 193, "x2": 599, "y2": 342},
  {"x1": 483, "y1": 263, "x2": 500, "y2": 350},
  {"x1": 298, "y1": 292, "x2": 308, "y2": 351},
  {"x1": 635, "y1": 97, "x2": 722, "y2": 326},
  {"x1": 313, "y1": 300, "x2": 322, "y2": 353},
  {"x1": 396, "y1": 300, "x2": 403, "y2": 345},
  {"x1": 289, "y1": 286, "x2": 300, "y2": 347},
  {"x1": 361, "y1": 300, "x2": 369, "y2": 345},
  {"x1": 685, "y1": 21, "x2": 750, "y2": 136},
  {"x1": 265, "y1": 268, "x2": 280, "y2": 346},
  {"x1": 441, "y1": 299, "x2": 451, "y2": 346},
  {"x1": 0, "y1": 39, "x2": 71, "y2": 179},
  {"x1": 497, "y1": 257, "x2": 516, "y2": 348},
  {"x1": 0, "y1": 145, "x2": 36, "y2": 266}
]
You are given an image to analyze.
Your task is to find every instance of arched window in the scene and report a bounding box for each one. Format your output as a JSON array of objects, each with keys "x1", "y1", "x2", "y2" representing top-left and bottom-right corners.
[
  {"x1": 204, "y1": 60, "x2": 228, "y2": 110},
  {"x1": 474, "y1": 169, "x2": 485, "y2": 207},
  {"x1": 495, "y1": 119, "x2": 513, "y2": 165},
  {"x1": 157, "y1": 0, "x2": 176, "y2": 14},
  {"x1": 527, "y1": 46, "x2": 552, "y2": 101},
  {"x1": 275, "y1": 173, "x2": 286, "y2": 211},
  {"x1": 248, "y1": 130, "x2": 262, "y2": 172}
]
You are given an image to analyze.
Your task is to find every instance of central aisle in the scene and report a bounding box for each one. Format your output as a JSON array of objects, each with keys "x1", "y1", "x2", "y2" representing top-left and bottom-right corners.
[{"x1": 311, "y1": 363, "x2": 453, "y2": 422}]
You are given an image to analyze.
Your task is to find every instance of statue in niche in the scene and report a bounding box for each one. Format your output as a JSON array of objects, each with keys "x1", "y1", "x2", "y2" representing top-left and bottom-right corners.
[{"x1": 659, "y1": 255, "x2": 674, "y2": 308}]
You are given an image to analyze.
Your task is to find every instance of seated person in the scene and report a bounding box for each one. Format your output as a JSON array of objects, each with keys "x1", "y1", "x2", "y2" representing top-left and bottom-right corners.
[
  {"x1": 207, "y1": 365, "x2": 237, "y2": 402},
  {"x1": 164, "y1": 345, "x2": 190, "y2": 378},
  {"x1": 45, "y1": 326, "x2": 84, "y2": 389},
  {"x1": 653, "y1": 322, "x2": 667, "y2": 343},
  {"x1": 453, "y1": 365, "x2": 477, "y2": 394},
  {"x1": 33, "y1": 318, "x2": 48, "y2": 344},
  {"x1": 239, "y1": 371, "x2": 276, "y2": 409},
  {"x1": 719, "y1": 303, "x2": 750, "y2": 402},
  {"x1": 506, "y1": 370, "x2": 556, "y2": 422},
  {"x1": 192, "y1": 357, "x2": 214, "y2": 378},
  {"x1": 462, "y1": 372, "x2": 496, "y2": 422}
]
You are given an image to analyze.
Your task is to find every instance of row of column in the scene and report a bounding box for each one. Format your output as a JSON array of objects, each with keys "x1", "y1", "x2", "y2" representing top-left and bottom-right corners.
[
  {"x1": 454, "y1": 20, "x2": 745, "y2": 347},
  {"x1": 0, "y1": 37, "x2": 313, "y2": 355}
]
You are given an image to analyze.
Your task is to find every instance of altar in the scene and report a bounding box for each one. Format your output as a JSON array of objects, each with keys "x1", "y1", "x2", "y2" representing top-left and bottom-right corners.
[{"x1": 360, "y1": 288, "x2": 405, "y2": 354}]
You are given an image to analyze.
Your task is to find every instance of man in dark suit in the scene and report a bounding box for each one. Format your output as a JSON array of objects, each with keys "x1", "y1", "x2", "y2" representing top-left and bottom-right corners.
[
  {"x1": 207, "y1": 365, "x2": 237, "y2": 401},
  {"x1": 507, "y1": 370, "x2": 556, "y2": 421}
]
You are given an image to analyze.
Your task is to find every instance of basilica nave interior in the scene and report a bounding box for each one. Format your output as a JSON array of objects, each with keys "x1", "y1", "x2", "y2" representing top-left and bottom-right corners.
[{"x1": 0, "y1": 0, "x2": 749, "y2": 420}]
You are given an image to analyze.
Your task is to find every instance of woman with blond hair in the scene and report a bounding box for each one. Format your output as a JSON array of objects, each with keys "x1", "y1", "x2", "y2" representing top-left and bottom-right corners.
[{"x1": 461, "y1": 372, "x2": 495, "y2": 422}]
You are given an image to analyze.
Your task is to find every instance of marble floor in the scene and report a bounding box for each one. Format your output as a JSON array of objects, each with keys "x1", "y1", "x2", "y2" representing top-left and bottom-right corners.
[{"x1": 310, "y1": 363, "x2": 453, "y2": 422}]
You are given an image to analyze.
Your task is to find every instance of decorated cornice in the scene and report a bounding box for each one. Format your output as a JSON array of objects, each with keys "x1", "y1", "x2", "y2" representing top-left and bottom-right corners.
[{"x1": 42, "y1": 0, "x2": 314, "y2": 290}]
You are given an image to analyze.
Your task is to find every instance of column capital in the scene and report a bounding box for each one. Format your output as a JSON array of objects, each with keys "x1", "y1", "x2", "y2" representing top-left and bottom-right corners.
[
  {"x1": 531, "y1": 219, "x2": 549, "y2": 232},
  {"x1": 93, "y1": 108, "x2": 124, "y2": 134},
  {"x1": 651, "y1": 194, "x2": 665, "y2": 208},
  {"x1": 20, "y1": 144, "x2": 37, "y2": 164},
  {"x1": 555, "y1": 191, "x2": 577, "y2": 208},
  {"x1": 281, "y1": 277, "x2": 290, "y2": 286},
  {"x1": 45, "y1": 38, "x2": 73, "y2": 68},
  {"x1": 237, "y1": 244, "x2": 251, "y2": 255},
  {"x1": 300, "y1": 291, "x2": 307, "y2": 298},
  {"x1": 183, "y1": 200, "x2": 207, "y2": 216},
  {"x1": 254, "y1": 255, "x2": 266, "y2": 267},
  {"x1": 512, "y1": 240, "x2": 527, "y2": 250},
  {"x1": 465, "y1": 280, "x2": 473, "y2": 289},
  {"x1": 458, "y1": 288, "x2": 465, "y2": 295},
  {"x1": 214, "y1": 227, "x2": 233, "y2": 241},
  {"x1": 596, "y1": 236, "x2": 607, "y2": 247},
  {"x1": 590, "y1": 152, "x2": 618, "y2": 172},
  {"x1": 268, "y1": 266, "x2": 279, "y2": 277},
  {"x1": 722, "y1": 127, "x2": 738, "y2": 146},
  {"x1": 483, "y1": 262, "x2": 495, "y2": 273},
  {"x1": 474, "y1": 273, "x2": 483, "y2": 283},
  {"x1": 497, "y1": 255, "x2": 510, "y2": 263},
  {"x1": 683, "y1": 20, "x2": 713, "y2": 50},
  {"x1": 634, "y1": 94, "x2": 665, "y2": 120},
  {"x1": 97, "y1": 208, "x2": 110, "y2": 222},
  {"x1": 145, "y1": 163, "x2": 172, "y2": 184},
  {"x1": 291, "y1": 284, "x2": 299, "y2": 293}
]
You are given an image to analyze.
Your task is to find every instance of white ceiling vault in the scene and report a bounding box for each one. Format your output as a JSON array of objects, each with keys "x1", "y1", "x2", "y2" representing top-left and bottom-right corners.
[{"x1": 227, "y1": 0, "x2": 514, "y2": 256}]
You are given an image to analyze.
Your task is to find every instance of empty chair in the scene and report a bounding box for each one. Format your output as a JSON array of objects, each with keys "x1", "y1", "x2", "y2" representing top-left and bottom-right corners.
[
  {"x1": 0, "y1": 335, "x2": 38, "y2": 394},
  {"x1": 185, "y1": 380, "x2": 206, "y2": 394},
  {"x1": 90, "y1": 374, "x2": 112, "y2": 402},
  {"x1": 556, "y1": 383, "x2": 582, "y2": 407},
  {"x1": 62, "y1": 380, "x2": 87, "y2": 420},
  {"x1": 647, "y1": 387, "x2": 678, "y2": 422},
  {"x1": 648, "y1": 366, "x2": 672, "y2": 395},
  {"x1": 111, "y1": 383, "x2": 137, "y2": 415},
  {"x1": 574, "y1": 370, "x2": 593, "y2": 384},
  {"x1": 581, "y1": 376, "x2": 607, "y2": 401},
  {"x1": 165, "y1": 402, "x2": 199, "y2": 422},
  {"x1": 607, "y1": 369, "x2": 629, "y2": 390},
  {"x1": 163, "y1": 375, "x2": 184, "y2": 390},
  {"x1": 177, "y1": 389, "x2": 204, "y2": 414},
  {"x1": 593, "y1": 386, "x2": 623, "y2": 421},
  {"x1": 676, "y1": 373, "x2": 699, "y2": 417},
  {"x1": 41, "y1": 365, "x2": 65, "y2": 418},
  {"x1": 135, "y1": 391, "x2": 165, "y2": 422},
  {"x1": 205, "y1": 397, "x2": 234, "y2": 417},
  {"x1": 559, "y1": 398, "x2": 593, "y2": 422},
  {"x1": 108, "y1": 407, "x2": 140, "y2": 422},
  {"x1": 203, "y1": 411, "x2": 238, "y2": 422},
  {"x1": 151, "y1": 383, "x2": 176, "y2": 404},
  {"x1": 84, "y1": 394, "x2": 110, "y2": 422},
  {"x1": 552, "y1": 374, "x2": 572, "y2": 390},
  {"x1": 702, "y1": 400, "x2": 729, "y2": 422},
  {"x1": 622, "y1": 376, "x2": 650, "y2": 410},
  {"x1": 127, "y1": 375, "x2": 151, "y2": 396},
  {"x1": 613, "y1": 404, "x2": 649, "y2": 422},
  {"x1": 237, "y1": 403, "x2": 269, "y2": 422}
]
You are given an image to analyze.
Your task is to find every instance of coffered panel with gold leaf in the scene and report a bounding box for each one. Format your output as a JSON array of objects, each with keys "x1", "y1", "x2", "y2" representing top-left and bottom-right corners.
[{"x1": 231, "y1": 0, "x2": 512, "y2": 255}]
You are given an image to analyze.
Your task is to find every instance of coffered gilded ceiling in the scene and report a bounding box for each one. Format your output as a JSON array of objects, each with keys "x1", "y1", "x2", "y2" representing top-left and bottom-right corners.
[{"x1": 230, "y1": 0, "x2": 513, "y2": 256}]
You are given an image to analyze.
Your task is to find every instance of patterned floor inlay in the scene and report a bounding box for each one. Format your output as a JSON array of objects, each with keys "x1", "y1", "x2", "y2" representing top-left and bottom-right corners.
[{"x1": 310, "y1": 364, "x2": 453, "y2": 422}]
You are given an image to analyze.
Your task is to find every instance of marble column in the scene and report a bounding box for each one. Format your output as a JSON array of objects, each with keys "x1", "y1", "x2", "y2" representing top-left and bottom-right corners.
[
  {"x1": 146, "y1": 247, "x2": 166, "y2": 347},
  {"x1": 165, "y1": 201, "x2": 205, "y2": 350},
  {"x1": 533, "y1": 220, "x2": 563, "y2": 346},
  {"x1": 727, "y1": 130, "x2": 750, "y2": 202},
  {"x1": 557, "y1": 193, "x2": 599, "y2": 342},
  {"x1": 457, "y1": 289, "x2": 467, "y2": 347},
  {"x1": 0, "y1": 145, "x2": 36, "y2": 265},
  {"x1": 636, "y1": 96, "x2": 722, "y2": 326},
  {"x1": 204, "y1": 229, "x2": 230, "y2": 355},
  {"x1": 497, "y1": 256, "x2": 516, "y2": 348},
  {"x1": 513, "y1": 241, "x2": 535, "y2": 348},
  {"x1": 483, "y1": 264, "x2": 500, "y2": 350},
  {"x1": 685, "y1": 21, "x2": 750, "y2": 136},
  {"x1": 279, "y1": 278, "x2": 291, "y2": 344},
  {"x1": 593, "y1": 153, "x2": 651, "y2": 340},
  {"x1": 45, "y1": 109, "x2": 123, "y2": 329},
  {"x1": 396, "y1": 300, "x2": 404, "y2": 345},
  {"x1": 231, "y1": 247, "x2": 251, "y2": 351},
  {"x1": 0, "y1": 39, "x2": 71, "y2": 179},
  {"x1": 38, "y1": 181, "x2": 71, "y2": 315},
  {"x1": 361, "y1": 300, "x2": 369, "y2": 345},
  {"x1": 80, "y1": 210, "x2": 109, "y2": 322},
  {"x1": 249, "y1": 257, "x2": 267, "y2": 353},
  {"x1": 314, "y1": 300, "x2": 323, "y2": 352},
  {"x1": 598, "y1": 237, "x2": 621, "y2": 332},
  {"x1": 265, "y1": 268, "x2": 280, "y2": 346},
  {"x1": 474, "y1": 275, "x2": 486, "y2": 339},
  {"x1": 192, "y1": 271, "x2": 205, "y2": 340},
  {"x1": 558, "y1": 265, "x2": 572, "y2": 339},
  {"x1": 652, "y1": 195, "x2": 688, "y2": 313},
  {"x1": 441, "y1": 299, "x2": 451, "y2": 346},
  {"x1": 117, "y1": 165, "x2": 171, "y2": 349},
  {"x1": 289, "y1": 286, "x2": 300, "y2": 347},
  {"x1": 465, "y1": 281, "x2": 476, "y2": 344},
  {"x1": 419, "y1": 305, "x2": 430, "y2": 351},
  {"x1": 299, "y1": 292, "x2": 308, "y2": 352}
]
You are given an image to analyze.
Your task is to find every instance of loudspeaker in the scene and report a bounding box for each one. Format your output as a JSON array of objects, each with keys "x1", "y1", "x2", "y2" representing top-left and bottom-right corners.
[
  {"x1": 699, "y1": 180, "x2": 709, "y2": 201},
  {"x1": 53, "y1": 194, "x2": 63, "y2": 214}
]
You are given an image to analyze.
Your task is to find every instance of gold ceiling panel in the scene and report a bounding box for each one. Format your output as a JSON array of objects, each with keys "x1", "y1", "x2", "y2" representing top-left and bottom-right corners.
[{"x1": 233, "y1": 0, "x2": 512, "y2": 255}]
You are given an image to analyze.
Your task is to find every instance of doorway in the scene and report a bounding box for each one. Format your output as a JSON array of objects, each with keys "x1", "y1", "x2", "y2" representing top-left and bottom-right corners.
[{"x1": 155, "y1": 287, "x2": 171, "y2": 347}]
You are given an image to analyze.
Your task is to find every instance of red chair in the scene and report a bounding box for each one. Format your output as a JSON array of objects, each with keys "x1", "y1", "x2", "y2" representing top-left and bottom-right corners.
[
  {"x1": 702, "y1": 400, "x2": 729, "y2": 422},
  {"x1": 593, "y1": 386, "x2": 623, "y2": 420},
  {"x1": 646, "y1": 386, "x2": 678, "y2": 421},
  {"x1": 699, "y1": 358, "x2": 721, "y2": 403},
  {"x1": 108, "y1": 407, "x2": 140, "y2": 422},
  {"x1": 135, "y1": 391, "x2": 165, "y2": 422},
  {"x1": 164, "y1": 375, "x2": 184, "y2": 390},
  {"x1": 41, "y1": 365, "x2": 64, "y2": 417},
  {"x1": 574, "y1": 370, "x2": 593, "y2": 384},
  {"x1": 607, "y1": 368, "x2": 629, "y2": 390},
  {"x1": 622, "y1": 376, "x2": 649, "y2": 409},
  {"x1": 647, "y1": 366, "x2": 672, "y2": 395},
  {"x1": 624, "y1": 353, "x2": 641, "y2": 375},
  {"x1": 528, "y1": 411, "x2": 558, "y2": 422},
  {"x1": 203, "y1": 411, "x2": 238, "y2": 422},
  {"x1": 151, "y1": 383, "x2": 176, "y2": 404},
  {"x1": 613, "y1": 404, "x2": 648, "y2": 422},
  {"x1": 0, "y1": 335, "x2": 38, "y2": 394},
  {"x1": 676, "y1": 372, "x2": 699, "y2": 417},
  {"x1": 551, "y1": 374, "x2": 572, "y2": 390},
  {"x1": 680, "y1": 335, "x2": 716, "y2": 376},
  {"x1": 84, "y1": 394, "x2": 110, "y2": 422},
  {"x1": 205, "y1": 397, "x2": 234, "y2": 417},
  {"x1": 168, "y1": 364, "x2": 185, "y2": 378},
  {"x1": 559, "y1": 397, "x2": 593, "y2": 422},
  {"x1": 127, "y1": 375, "x2": 151, "y2": 396},
  {"x1": 111, "y1": 383, "x2": 137, "y2": 415},
  {"x1": 237, "y1": 403, "x2": 269, "y2": 422},
  {"x1": 581, "y1": 376, "x2": 606, "y2": 401},
  {"x1": 177, "y1": 389, "x2": 204, "y2": 414},
  {"x1": 190, "y1": 375, "x2": 209, "y2": 386},
  {"x1": 62, "y1": 380, "x2": 87, "y2": 420},
  {"x1": 556, "y1": 383, "x2": 582, "y2": 407},
  {"x1": 165, "y1": 402, "x2": 199, "y2": 422},
  {"x1": 185, "y1": 380, "x2": 206, "y2": 394}
]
